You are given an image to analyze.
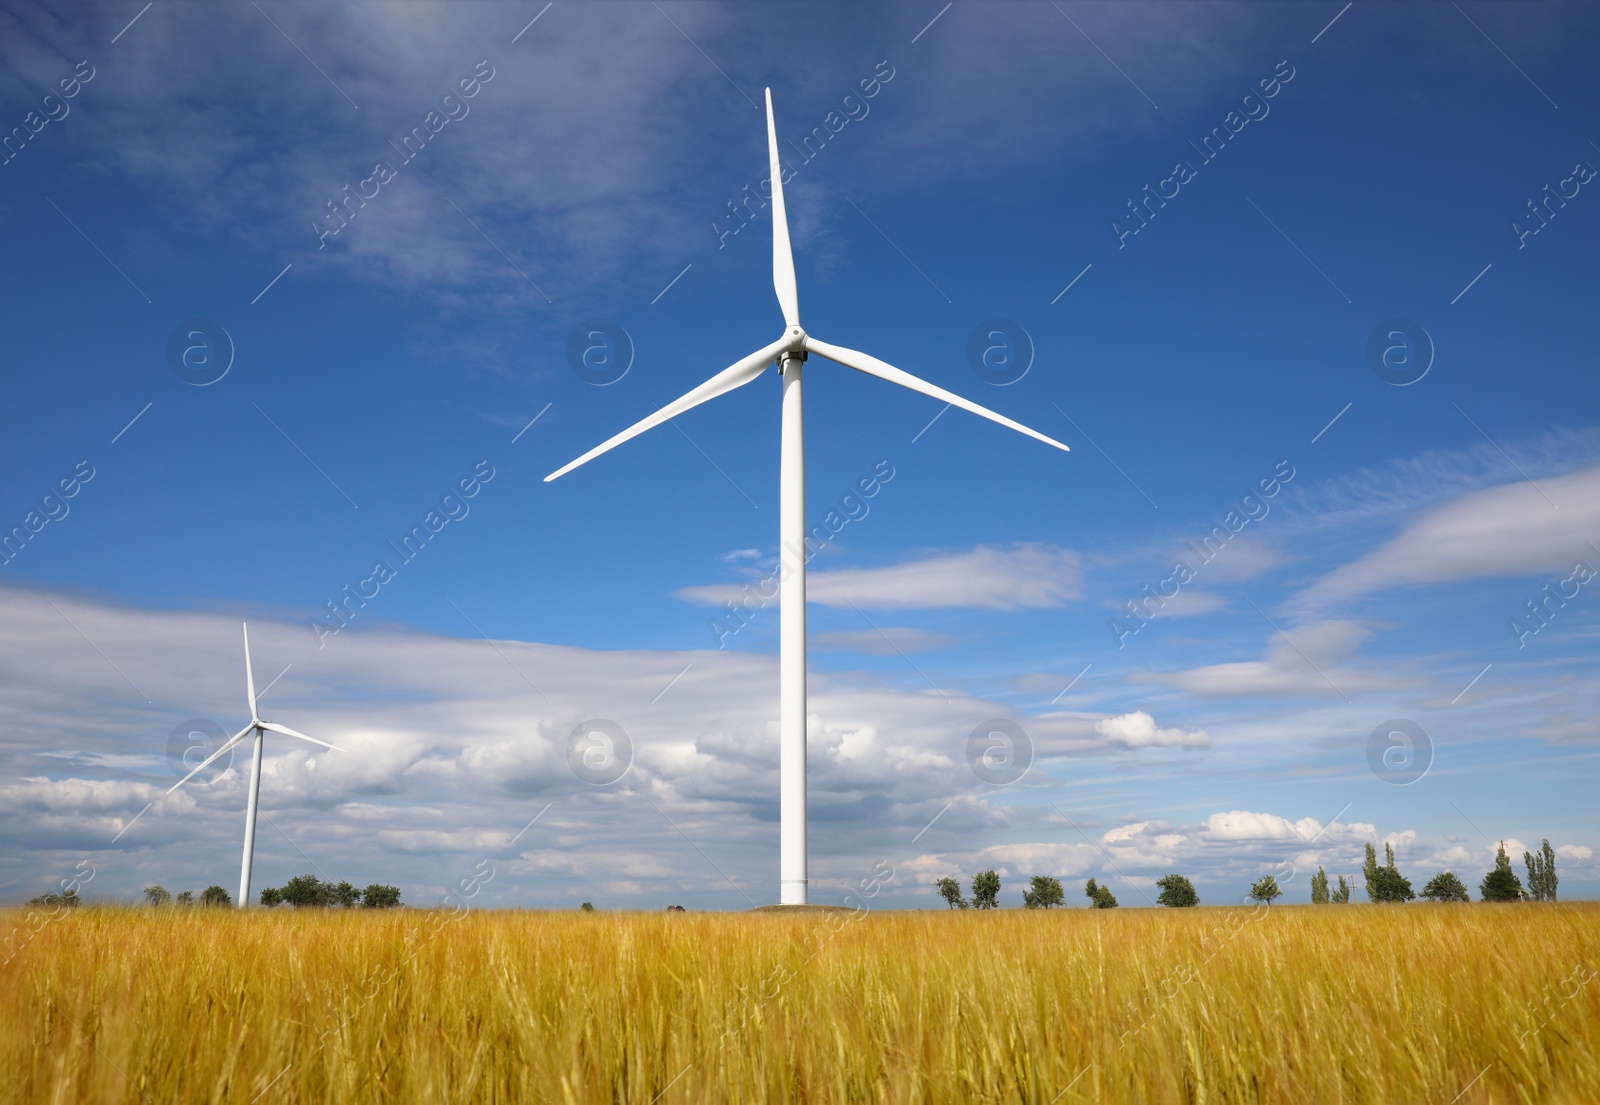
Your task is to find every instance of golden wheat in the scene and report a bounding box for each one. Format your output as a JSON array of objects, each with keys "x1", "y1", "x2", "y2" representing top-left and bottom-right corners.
[{"x1": 2, "y1": 903, "x2": 1596, "y2": 1104}]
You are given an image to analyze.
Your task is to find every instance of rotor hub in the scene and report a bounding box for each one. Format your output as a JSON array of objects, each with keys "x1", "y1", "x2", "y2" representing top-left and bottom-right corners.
[{"x1": 778, "y1": 328, "x2": 807, "y2": 372}]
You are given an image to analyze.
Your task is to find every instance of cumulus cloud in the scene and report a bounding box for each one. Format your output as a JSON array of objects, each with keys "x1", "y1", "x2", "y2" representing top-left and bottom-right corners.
[
  {"x1": 0, "y1": 584, "x2": 1094, "y2": 907},
  {"x1": 2, "y1": 578, "x2": 1588, "y2": 904},
  {"x1": 1095, "y1": 711, "x2": 1209, "y2": 749},
  {"x1": 900, "y1": 808, "x2": 1397, "y2": 907},
  {"x1": 1203, "y1": 810, "x2": 1324, "y2": 841},
  {"x1": 1495, "y1": 839, "x2": 1530, "y2": 862}
]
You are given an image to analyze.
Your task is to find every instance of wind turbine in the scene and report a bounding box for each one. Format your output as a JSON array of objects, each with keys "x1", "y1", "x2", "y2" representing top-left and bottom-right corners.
[
  {"x1": 167, "y1": 622, "x2": 344, "y2": 907},
  {"x1": 546, "y1": 90, "x2": 1069, "y2": 905}
]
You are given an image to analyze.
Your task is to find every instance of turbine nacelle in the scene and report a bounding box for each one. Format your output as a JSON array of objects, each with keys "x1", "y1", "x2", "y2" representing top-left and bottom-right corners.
[{"x1": 778, "y1": 330, "x2": 807, "y2": 373}]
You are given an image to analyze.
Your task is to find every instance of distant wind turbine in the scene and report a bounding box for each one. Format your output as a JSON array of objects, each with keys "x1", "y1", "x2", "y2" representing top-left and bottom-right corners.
[
  {"x1": 546, "y1": 89, "x2": 1069, "y2": 905},
  {"x1": 168, "y1": 623, "x2": 344, "y2": 907}
]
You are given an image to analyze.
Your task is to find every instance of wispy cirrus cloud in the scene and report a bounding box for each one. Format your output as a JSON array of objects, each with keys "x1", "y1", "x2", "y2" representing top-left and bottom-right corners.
[
  {"x1": 1292, "y1": 466, "x2": 1600, "y2": 608},
  {"x1": 0, "y1": 1, "x2": 1283, "y2": 314},
  {"x1": 1136, "y1": 620, "x2": 1414, "y2": 699},
  {"x1": 812, "y1": 627, "x2": 955, "y2": 654},
  {"x1": 676, "y1": 543, "x2": 1081, "y2": 611}
]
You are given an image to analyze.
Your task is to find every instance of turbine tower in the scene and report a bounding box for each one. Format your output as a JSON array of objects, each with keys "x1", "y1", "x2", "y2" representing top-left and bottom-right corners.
[
  {"x1": 546, "y1": 90, "x2": 1068, "y2": 905},
  {"x1": 167, "y1": 623, "x2": 344, "y2": 906}
]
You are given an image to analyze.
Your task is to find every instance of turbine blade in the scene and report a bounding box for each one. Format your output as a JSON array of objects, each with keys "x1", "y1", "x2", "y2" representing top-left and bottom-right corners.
[
  {"x1": 166, "y1": 724, "x2": 254, "y2": 794},
  {"x1": 804, "y1": 336, "x2": 1071, "y2": 453},
  {"x1": 260, "y1": 721, "x2": 344, "y2": 753},
  {"x1": 242, "y1": 622, "x2": 258, "y2": 721},
  {"x1": 765, "y1": 88, "x2": 799, "y2": 328},
  {"x1": 544, "y1": 336, "x2": 791, "y2": 482}
]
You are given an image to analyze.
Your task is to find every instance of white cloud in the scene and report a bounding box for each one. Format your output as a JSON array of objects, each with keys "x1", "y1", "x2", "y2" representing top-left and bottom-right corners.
[
  {"x1": 0, "y1": 583, "x2": 1090, "y2": 906},
  {"x1": 812, "y1": 628, "x2": 954, "y2": 654},
  {"x1": 1189, "y1": 538, "x2": 1288, "y2": 585},
  {"x1": 1424, "y1": 845, "x2": 1476, "y2": 870},
  {"x1": 1149, "y1": 590, "x2": 1230, "y2": 619},
  {"x1": 4, "y1": 584, "x2": 1467, "y2": 907},
  {"x1": 899, "y1": 809, "x2": 1399, "y2": 907},
  {"x1": 1295, "y1": 467, "x2": 1600, "y2": 605},
  {"x1": 1558, "y1": 845, "x2": 1593, "y2": 862},
  {"x1": 1204, "y1": 810, "x2": 1324, "y2": 841},
  {"x1": 1139, "y1": 620, "x2": 1414, "y2": 698},
  {"x1": 1095, "y1": 711, "x2": 1209, "y2": 749},
  {"x1": 1278, "y1": 429, "x2": 1600, "y2": 533},
  {"x1": 1494, "y1": 839, "x2": 1530, "y2": 862},
  {"x1": 677, "y1": 544, "x2": 1081, "y2": 611},
  {"x1": 0, "y1": 4, "x2": 1285, "y2": 309},
  {"x1": 899, "y1": 841, "x2": 1102, "y2": 886}
]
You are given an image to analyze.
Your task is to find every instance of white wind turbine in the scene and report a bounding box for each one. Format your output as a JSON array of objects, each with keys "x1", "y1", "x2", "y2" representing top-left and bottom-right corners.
[
  {"x1": 546, "y1": 90, "x2": 1069, "y2": 905},
  {"x1": 167, "y1": 622, "x2": 344, "y2": 907}
]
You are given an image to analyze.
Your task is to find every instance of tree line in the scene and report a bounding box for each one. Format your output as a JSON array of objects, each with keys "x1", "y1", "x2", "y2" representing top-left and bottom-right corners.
[
  {"x1": 934, "y1": 870, "x2": 1197, "y2": 910},
  {"x1": 131, "y1": 876, "x2": 403, "y2": 909},
  {"x1": 1306, "y1": 839, "x2": 1559, "y2": 904},
  {"x1": 258, "y1": 874, "x2": 402, "y2": 908},
  {"x1": 26, "y1": 877, "x2": 405, "y2": 910},
  {"x1": 935, "y1": 838, "x2": 1563, "y2": 909},
  {"x1": 140, "y1": 885, "x2": 234, "y2": 907}
]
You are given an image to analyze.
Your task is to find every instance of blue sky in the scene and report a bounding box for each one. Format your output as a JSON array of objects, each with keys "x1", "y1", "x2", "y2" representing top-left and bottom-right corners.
[{"x1": 1, "y1": 0, "x2": 1597, "y2": 909}]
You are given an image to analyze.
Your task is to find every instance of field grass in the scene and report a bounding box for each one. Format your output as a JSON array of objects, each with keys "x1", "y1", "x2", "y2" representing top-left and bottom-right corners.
[{"x1": 3, "y1": 902, "x2": 1597, "y2": 1103}]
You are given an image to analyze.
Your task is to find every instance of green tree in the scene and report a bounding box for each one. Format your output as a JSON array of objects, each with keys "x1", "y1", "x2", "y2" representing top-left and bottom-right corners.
[
  {"x1": 580, "y1": 901, "x2": 595, "y2": 912},
  {"x1": 1524, "y1": 839, "x2": 1558, "y2": 902},
  {"x1": 935, "y1": 877, "x2": 968, "y2": 910},
  {"x1": 201, "y1": 885, "x2": 232, "y2": 907},
  {"x1": 142, "y1": 885, "x2": 171, "y2": 907},
  {"x1": 1332, "y1": 876, "x2": 1351, "y2": 904},
  {"x1": 330, "y1": 881, "x2": 361, "y2": 908},
  {"x1": 1420, "y1": 872, "x2": 1470, "y2": 902},
  {"x1": 1362, "y1": 842, "x2": 1380, "y2": 903},
  {"x1": 1154, "y1": 874, "x2": 1198, "y2": 908},
  {"x1": 174, "y1": 890, "x2": 195, "y2": 906},
  {"x1": 1248, "y1": 875, "x2": 1282, "y2": 905},
  {"x1": 970, "y1": 870, "x2": 1001, "y2": 910},
  {"x1": 259, "y1": 887, "x2": 283, "y2": 907},
  {"x1": 1481, "y1": 843, "x2": 1524, "y2": 902},
  {"x1": 1310, "y1": 867, "x2": 1330, "y2": 904},
  {"x1": 27, "y1": 890, "x2": 81, "y2": 907},
  {"x1": 1084, "y1": 878, "x2": 1118, "y2": 909},
  {"x1": 361, "y1": 884, "x2": 402, "y2": 909},
  {"x1": 277, "y1": 874, "x2": 329, "y2": 907},
  {"x1": 1370, "y1": 845, "x2": 1416, "y2": 903},
  {"x1": 1360, "y1": 842, "x2": 1415, "y2": 903},
  {"x1": 1023, "y1": 876, "x2": 1064, "y2": 909}
]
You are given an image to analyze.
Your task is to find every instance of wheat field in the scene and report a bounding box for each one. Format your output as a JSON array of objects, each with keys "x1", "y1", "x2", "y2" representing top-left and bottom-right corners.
[{"x1": 2, "y1": 903, "x2": 1597, "y2": 1104}]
